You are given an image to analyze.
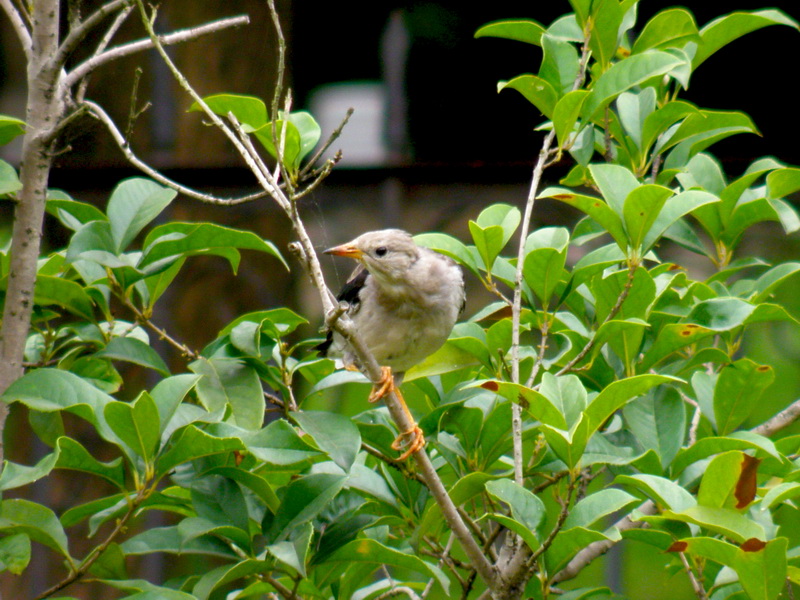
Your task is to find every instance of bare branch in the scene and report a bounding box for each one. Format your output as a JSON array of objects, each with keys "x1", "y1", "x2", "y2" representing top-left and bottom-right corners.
[
  {"x1": 752, "y1": 397, "x2": 800, "y2": 437},
  {"x1": 64, "y1": 14, "x2": 250, "y2": 87},
  {"x1": 678, "y1": 551, "x2": 709, "y2": 600},
  {"x1": 0, "y1": 0, "x2": 32, "y2": 58},
  {"x1": 551, "y1": 500, "x2": 657, "y2": 584},
  {"x1": 83, "y1": 100, "x2": 267, "y2": 205},
  {"x1": 54, "y1": 0, "x2": 131, "y2": 70},
  {"x1": 76, "y1": 4, "x2": 136, "y2": 103}
]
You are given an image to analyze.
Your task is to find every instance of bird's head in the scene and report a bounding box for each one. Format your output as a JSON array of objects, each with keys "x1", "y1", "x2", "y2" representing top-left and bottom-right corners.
[{"x1": 324, "y1": 229, "x2": 419, "y2": 284}]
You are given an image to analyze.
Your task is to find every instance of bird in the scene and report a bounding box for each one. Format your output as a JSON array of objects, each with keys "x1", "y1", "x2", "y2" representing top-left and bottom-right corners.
[{"x1": 318, "y1": 229, "x2": 465, "y2": 459}]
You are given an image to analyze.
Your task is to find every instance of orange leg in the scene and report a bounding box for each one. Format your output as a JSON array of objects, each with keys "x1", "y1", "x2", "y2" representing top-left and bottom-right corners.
[{"x1": 368, "y1": 366, "x2": 425, "y2": 460}]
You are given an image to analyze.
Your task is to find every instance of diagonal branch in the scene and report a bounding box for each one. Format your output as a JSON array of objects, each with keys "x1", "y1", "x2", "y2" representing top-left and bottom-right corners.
[
  {"x1": 53, "y1": 0, "x2": 132, "y2": 70},
  {"x1": 64, "y1": 14, "x2": 250, "y2": 87},
  {"x1": 83, "y1": 100, "x2": 267, "y2": 205},
  {"x1": 0, "y1": 0, "x2": 32, "y2": 58}
]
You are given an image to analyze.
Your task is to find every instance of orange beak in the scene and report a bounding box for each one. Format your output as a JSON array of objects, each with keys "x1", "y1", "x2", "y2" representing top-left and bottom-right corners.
[{"x1": 324, "y1": 243, "x2": 363, "y2": 259}]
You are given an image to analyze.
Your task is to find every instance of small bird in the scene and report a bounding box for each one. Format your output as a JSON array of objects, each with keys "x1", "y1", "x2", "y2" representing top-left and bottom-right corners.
[{"x1": 319, "y1": 229, "x2": 465, "y2": 459}]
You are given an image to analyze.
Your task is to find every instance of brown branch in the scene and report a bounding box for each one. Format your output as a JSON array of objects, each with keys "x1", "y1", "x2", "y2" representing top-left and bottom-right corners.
[
  {"x1": 84, "y1": 100, "x2": 267, "y2": 205},
  {"x1": 53, "y1": 0, "x2": 131, "y2": 70},
  {"x1": 678, "y1": 551, "x2": 709, "y2": 600},
  {"x1": 64, "y1": 14, "x2": 250, "y2": 87},
  {"x1": 76, "y1": 4, "x2": 135, "y2": 103},
  {"x1": 551, "y1": 499, "x2": 657, "y2": 584},
  {"x1": 0, "y1": 0, "x2": 32, "y2": 57},
  {"x1": 752, "y1": 398, "x2": 800, "y2": 437},
  {"x1": 33, "y1": 489, "x2": 147, "y2": 599}
]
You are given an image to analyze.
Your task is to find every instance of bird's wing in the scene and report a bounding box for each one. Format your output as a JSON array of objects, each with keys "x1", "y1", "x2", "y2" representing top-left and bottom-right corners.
[{"x1": 316, "y1": 265, "x2": 370, "y2": 356}]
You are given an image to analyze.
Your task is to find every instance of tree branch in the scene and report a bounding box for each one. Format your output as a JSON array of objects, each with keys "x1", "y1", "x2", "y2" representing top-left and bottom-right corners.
[
  {"x1": 83, "y1": 100, "x2": 267, "y2": 205},
  {"x1": 752, "y1": 397, "x2": 800, "y2": 437},
  {"x1": 551, "y1": 500, "x2": 657, "y2": 584},
  {"x1": 64, "y1": 14, "x2": 250, "y2": 87},
  {"x1": 53, "y1": 0, "x2": 131, "y2": 70},
  {"x1": 0, "y1": 0, "x2": 32, "y2": 58}
]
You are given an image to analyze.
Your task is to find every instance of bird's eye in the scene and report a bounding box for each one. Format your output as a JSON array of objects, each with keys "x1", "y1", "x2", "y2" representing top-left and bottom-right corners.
[{"x1": 375, "y1": 246, "x2": 388, "y2": 257}]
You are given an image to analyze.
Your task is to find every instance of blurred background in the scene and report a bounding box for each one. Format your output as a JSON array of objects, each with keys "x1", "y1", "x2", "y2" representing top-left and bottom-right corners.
[{"x1": 1, "y1": 1, "x2": 800, "y2": 598}]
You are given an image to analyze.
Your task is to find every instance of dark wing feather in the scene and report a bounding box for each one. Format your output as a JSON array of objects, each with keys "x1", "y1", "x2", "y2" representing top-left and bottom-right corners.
[{"x1": 316, "y1": 266, "x2": 369, "y2": 356}]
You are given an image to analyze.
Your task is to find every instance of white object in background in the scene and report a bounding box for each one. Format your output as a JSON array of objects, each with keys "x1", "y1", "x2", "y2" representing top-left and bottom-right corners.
[{"x1": 308, "y1": 82, "x2": 388, "y2": 168}]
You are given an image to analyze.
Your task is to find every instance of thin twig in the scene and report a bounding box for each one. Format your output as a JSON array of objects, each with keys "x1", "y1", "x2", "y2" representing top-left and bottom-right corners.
[
  {"x1": 0, "y1": 0, "x2": 32, "y2": 57},
  {"x1": 298, "y1": 108, "x2": 354, "y2": 180},
  {"x1": 752, "y1": 397, "x2": 800, "y2": 437},
  {"x1": 84, "y1": 100, "x2": 267, "y2": 205},
  {"x1": 76, "y1": 4, "x2": 135, "y2": 103},
  {"x1": 678, "y1": 552, "x2": 708, "y2": 600},
  {"x1": 555, "y1": 260, "x2": 637, "y2": 376},
  {"x1": 65, "y1": 14, "x2": 250, "y2": 87},
  {"x1": 54, "y1": 0, "x2": 131, "y2": 70}
]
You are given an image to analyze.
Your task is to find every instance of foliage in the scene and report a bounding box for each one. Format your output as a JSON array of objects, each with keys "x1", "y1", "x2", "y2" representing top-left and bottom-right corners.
[{"x1": 2, "y1": 2, "x2": 800, "y2": 600}]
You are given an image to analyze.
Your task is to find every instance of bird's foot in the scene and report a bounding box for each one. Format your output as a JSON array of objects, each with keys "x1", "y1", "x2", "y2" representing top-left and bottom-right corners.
[
  {"x1": 392, "y1": 424, "x2": 425, "y2": 461},
  {"x1": 368, "y1": 366, "x2": 395, "y2": 403},
  {"x1": 367, "y1": 367, "x2": 426, "y2": 460}
]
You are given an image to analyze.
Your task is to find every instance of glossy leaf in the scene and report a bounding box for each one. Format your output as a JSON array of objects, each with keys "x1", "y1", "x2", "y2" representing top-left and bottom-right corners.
[
  {"x1": 499, "y1": 75, "x2": 558, "y2": 119},
  {"x1": 266, "y1": 473, "x2": 346, "y2": 542},
  {"x1": 105, "y1": 392, "x2": 161, "y2": 463},
  {"x1": 291, "y1": 411, "x2": 360, "y2": 472},
  {"x1": 582, "y1": 50, "x2": 685, "y2": 119},
  {"x1": 107, "y1": 178, "x2": 176, "y2": 253},
  {"x1": 190, "y1": 357, "x2": 265, "y2": 430},
  {"x1": 692, "y1": 10, "x2": 799, "y2": 69},
  {"x1": 714, "y1": 359, "x2": 774, "y2": 435},
  {"x1": 631, "y1": 8, "x2": 699, "y2": 53},
  {"x1": 474, "y1": 19, "x2": 545, "y2": 45},
  {"x1": 0, "y1": 499, "x2": 72, "y2": 560},
  {"x1": 94, "y1": 337, "x2": 170, "y2": 376},
  {"x1": 0, "y1": 160, "x2": 21, "y2": 196},
  {"x1": 191, "y1": 93, "x2": 267, "y2": 130},
  {"x1": 0, "y1": 115, "x2": 25, "y2": 146}
]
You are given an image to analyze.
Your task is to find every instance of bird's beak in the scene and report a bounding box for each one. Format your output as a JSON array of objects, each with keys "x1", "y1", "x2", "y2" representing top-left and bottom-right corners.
[{"x1": 324, "y1": 243, "x2": 363, "y2": 259}]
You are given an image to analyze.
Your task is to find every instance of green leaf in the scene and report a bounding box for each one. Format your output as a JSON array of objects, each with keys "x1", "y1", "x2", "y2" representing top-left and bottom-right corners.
[
  {"x1": 0, "y1": 159, "x2": 21, "y2": 196},
  {"x1": 622, "y1": 184, "x2": 674, "y2": 250},
  {"x1": 631, "y1": 8, "x2": 700, "y2": 53},
  {"x1": 54, "y1": 437, "x2": 126, "y2": 490},
  {"x1": 477, "y1": 380, "x2": 566, "y2": 429},
  {"x1": 285, "y1": 111, "x2": 321, "y2": 165},
  {"x1": 767, "y1": 167, "x2": 800, "y2": 200},
  {"x1": 94, "y1": 337, "x2": 170, "y2": 376},
  {"x1": 588, "y1": 0, "x2": 623, "y2": 70},
  {"x1": 661, "y1": 505, "x2": 764, "y2": 543},
  {"x1": 582, "y1": 50, "x2": 685, "y2": 119},
  {"x1": 0, "y1": 452, "x2": 58, "y2": 492},
  {"x1": 523, "y1": 227, "x2": 569, "y2": 307},
  {"x1": 553, "y1": 90, "x2": 590, "y2": 150},
  {"x1": 105, "y1": 392, "x2": 161, "y2": 463},
  {"x1": 615, "y1": 474, "x2": 695, "y2": 512},
  {"x1": 46, "y1": 196, "x2": 107, "y2": 231},
  {"x1": 266, "y1": 473, "x2": 346, "y2": 542},
  {"x1": 469, "y1": 203, "x2": 521, "y2": 271},
  {"x1": 540, "y1": 33, "x2": 580, "y2": 94},
  {"x1": 538, "y1": 188, "x2": 627, "y2": 249},
  {"x1": 107, "y1": 178, "x2": 177, "y2": 253},
  {"x1": 0, "y1": 533, "x2": 30, "y2": 574},
  {"x1": 563, "y1": 488, "x2": 639, "y2": 530},
  {"x1": 190, "y1": 94, "x2": 267, "y2": 130},
  {"x1": 414, "y1": 232, "x2": 480, "y2": 277},
  {"x1": 155, "y1": 425, "x2": 244, "y2": 479},
  {"x1": 190, "y1": 357, "x2": 265, "y2": 430},
  {"x1": 0, "y1": 499, "x2": 72, "y2": 561},
  {"x1": 671, "y1": 431, "x2": 783, "y2": 478},
  {"x1": 499, "y1": 75, "x2": 559, "y2": 119},
  {"x1": 585, "y1": 374, "x2": 681, "y2": 436},
  {"x1": 291, "y1": 411, "x2": 361, "y2": 472},
  {"x1": 0, "y1": 115, "x2": 25, "y2": 146},
  {"x1": 622, "y1": 389, "x2": 686, "y2": 469},
  {"x1": 641, "y1": 100, "x2": 701, "y2": 158},
  {"x1": 750, "y1": 262, "x2": 800, "y2": 303},
  {"x1": 326, "y1": 538, "x2": 449, "y2": 594},
  {"x1": 541, "y1": 415, "x2": 590, "y2": 468},
  {"x1": 485, "y1": 479, "x2": 546, "y2": 541},
  {"x1": 1, "y1": 369, "x2": 118, "y2": 444},
  {"x1": 140, "y1": 222, "x2": 287, "y2": 273},
  {"x1": 144, "y1": 256, "x2": 185, "y2": 310},
  {"x1": 31, "y1": 275, "x2": 95, "y2": 321},
  {"x1": 474, "y1": 19, "x2": 545, "y2": 45},
  {"x1": 641, "y1": 190, "x2": 719, "y2": 252},
  {"x1": 692, "y1": 10, "x2": 799, "y2": 70},
  {"x1": 617, "y1": 88, "x2": 656, "y2": 152},
  {"x1": 714, "y1": 359, "x2": 774, "y2": 435},
  {"x1": 589, "y1": 163, "x2": 640, "y2": 215},
  {"x1": 192, "y1": 559, "x2": 269, "y2": 600},
  {"x1": 686, "y1": 297, "x2": 755, "y2": 331}
]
